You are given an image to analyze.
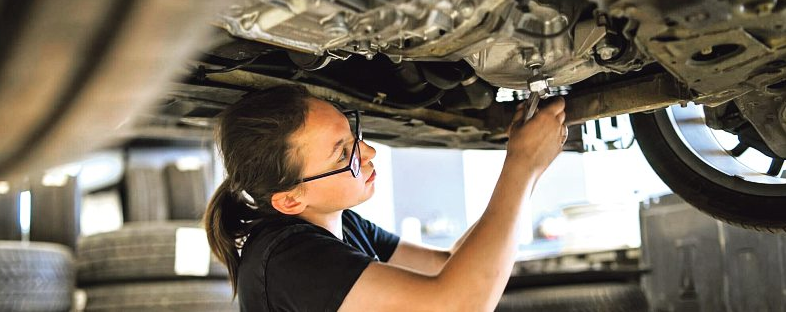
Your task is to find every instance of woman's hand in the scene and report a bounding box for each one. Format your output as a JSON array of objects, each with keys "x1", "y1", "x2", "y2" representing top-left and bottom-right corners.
[
  {"x1": 505, "y1": 97, "x2": 567, "y2": 175},
  {"x1": 341, "y1": 96, "x2": 569, "y2": 312}
]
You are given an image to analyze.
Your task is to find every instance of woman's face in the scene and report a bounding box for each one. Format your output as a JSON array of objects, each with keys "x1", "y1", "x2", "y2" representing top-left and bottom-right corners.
[{"x1": 291, "y1": 98, "x2": 377, "y2": 212}]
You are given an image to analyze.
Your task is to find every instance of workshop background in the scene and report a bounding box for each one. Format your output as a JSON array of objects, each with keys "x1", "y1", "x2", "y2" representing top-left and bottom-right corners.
[{"x1": 1, "y1": 115, "x2": 783, "y2": 312}]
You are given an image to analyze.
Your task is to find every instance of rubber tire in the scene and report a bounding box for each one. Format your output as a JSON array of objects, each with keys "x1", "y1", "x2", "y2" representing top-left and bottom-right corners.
[
  {"x1": 631, "y1": 111, "x2": 786, "y2": 232},
  {"x1": 124, "y1": 167, "x2": 169, "y2": 222},
  {"x1": 0, "y1": 183, "x2": 21, "y2": 240},
  {"x1": 0, "y1": 241, "x2": 75, "y2": 312},
  {"x1": 164, "y1": 164, "x2": 209, "y2": 220},
  {"x1": 0, "y1": 1, "x2": 217, "y2": 180},
  {"x1": 30, "y1": 175, "x2": 80, "y2": 251},
  {"x1": 77, "y1": 222, "x2": 227, "y2": 285},
  {"x1": 496, "y1": 283, "x2": 648, "y2": 312},
  {"x1": 84, "y1": 280, "x2": 237, "y2": 312}
]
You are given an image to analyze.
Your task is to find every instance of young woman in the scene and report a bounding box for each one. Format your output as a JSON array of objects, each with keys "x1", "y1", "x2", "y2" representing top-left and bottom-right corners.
[{"x1": 204, "y1": 84, "x2": 567, "y2": 311}]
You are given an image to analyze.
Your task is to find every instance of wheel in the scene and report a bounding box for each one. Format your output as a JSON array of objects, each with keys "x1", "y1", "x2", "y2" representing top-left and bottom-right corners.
[
  {"x1": 0, "y1": 0, "x2": 217, "y2": 180},
  {"x1": 124, "y1": 167, "x2": 170, "y2": 222},
  {"x1": 0, "y1": 241, "x2": 75, "y2": 312},
  {"x1": 84, "y1": 280, "x2": 237, "y2": 312},
  {"x1": 496, "y1": 282, "x2": 648, "y2": 312},
  {"x1": 0, "y1": 182, "x2": 21, "y2": 240},
  {"x1": 631, "y1": 105, "x2": 786, "y2": 231},
  {"x1": 77, "y1": 222, "x2": 228, "y2": 285},
  {"x1": 164, "y1": 163, "x2": 209, "y2": 220},
  {"x1": 30, "y1": 175, "x2": 80, "y2": 251}
]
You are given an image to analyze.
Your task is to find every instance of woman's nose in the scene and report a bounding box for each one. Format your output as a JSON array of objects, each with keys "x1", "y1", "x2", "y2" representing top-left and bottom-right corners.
[{"x1": 359, "y1": 141, "x2": 376, "y2": 163}]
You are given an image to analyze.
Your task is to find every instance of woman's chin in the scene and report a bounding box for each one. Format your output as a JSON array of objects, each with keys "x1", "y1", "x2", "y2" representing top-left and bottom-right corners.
[{"x1": 361, "y1": 184, "x2": 375, "y2": 201}]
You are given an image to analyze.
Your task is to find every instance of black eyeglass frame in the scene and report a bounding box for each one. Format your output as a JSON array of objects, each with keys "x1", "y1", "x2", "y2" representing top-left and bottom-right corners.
[{"x1": 298, "y1": 110, "x2": 363, "y2": 183}]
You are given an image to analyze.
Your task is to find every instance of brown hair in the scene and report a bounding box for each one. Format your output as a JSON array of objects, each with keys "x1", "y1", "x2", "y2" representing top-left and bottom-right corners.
[{"x1": 203, "y1": 84, "x2": 311, "y2": 298}]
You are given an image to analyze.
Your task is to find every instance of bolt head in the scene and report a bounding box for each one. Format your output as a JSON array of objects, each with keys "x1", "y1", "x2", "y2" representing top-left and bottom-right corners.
[
  {"x1": 598, "y1": 46, "x2": 619, "y2": 60},
  {"x1": 529, "y1": 80, "x2": 549, "y2": 93},
  {"x1": 459, "y1": 1, "x2": 474, "y2": 17}
]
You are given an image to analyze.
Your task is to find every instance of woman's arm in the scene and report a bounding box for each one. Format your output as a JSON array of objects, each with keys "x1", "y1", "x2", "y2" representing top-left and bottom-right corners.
[
  {"x1": 386, "y1": 241, "x2": 449, "y2": 276},
  {"x1": 339, "y1": 98, "x2": 566, "y2": 312},
  {"x1": 385, "y1": 220, "x2": 477, "y2": 276}
]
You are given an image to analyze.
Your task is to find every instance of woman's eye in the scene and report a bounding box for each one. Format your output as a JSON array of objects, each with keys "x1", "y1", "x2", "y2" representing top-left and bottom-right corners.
[{"x1": 338, "y1": 148, "x2": 348, "y2": 163}]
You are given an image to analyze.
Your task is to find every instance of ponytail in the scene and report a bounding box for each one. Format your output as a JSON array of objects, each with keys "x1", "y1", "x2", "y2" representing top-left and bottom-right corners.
[
  {"x1": 203, "y1": 179, "x2": 248, "y2": 298},
  {"x1": 204, "y1": 84, "x2": 311, "y2": 299}
]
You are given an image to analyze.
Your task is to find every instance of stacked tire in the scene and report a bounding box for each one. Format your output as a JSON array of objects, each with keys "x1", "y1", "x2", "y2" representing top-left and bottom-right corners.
[
  {"x1": 77, "y1": 222, "x2": 237, "y2": 311},
  {"x1": 0, "y1": 242, "x2": 75, "y2": 312},
  {"x1": 124, "y1": 162, "x2": 210, "y2": 223},
  {"x1": 164, "y1": 163, "x2": 210, "y2": 220},
  {"x1": 497, "y1": 282, "x2": 648, "y2": 312}
]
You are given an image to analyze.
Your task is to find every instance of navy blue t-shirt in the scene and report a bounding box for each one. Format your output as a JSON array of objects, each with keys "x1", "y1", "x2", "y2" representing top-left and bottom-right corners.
[{"x1": 237, "y1": 209, "x2": 400, "y2": 312}]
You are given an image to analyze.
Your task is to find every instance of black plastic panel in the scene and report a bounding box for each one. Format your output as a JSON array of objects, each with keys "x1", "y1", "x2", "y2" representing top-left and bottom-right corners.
[
  {"x1": 641, "y1": 193, "x2": 786, "y2": 312},
  {"x1": 640, "y1": 194, "x2": 725, "y2": 312}
]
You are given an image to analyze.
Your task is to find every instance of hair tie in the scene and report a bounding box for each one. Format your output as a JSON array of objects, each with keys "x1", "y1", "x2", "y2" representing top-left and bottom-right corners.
[{"x1": 239, "y1": 189, "x2": 259, "y2": 209}]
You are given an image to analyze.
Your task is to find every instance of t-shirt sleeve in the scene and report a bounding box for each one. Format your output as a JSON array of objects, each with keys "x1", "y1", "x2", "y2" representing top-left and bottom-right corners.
[
  {"x1": 266, "y1": 228, "x2": 372, "y2": 312},
  {"x1": 346, "y1": 210, "x2": 400, "y2": 262}
]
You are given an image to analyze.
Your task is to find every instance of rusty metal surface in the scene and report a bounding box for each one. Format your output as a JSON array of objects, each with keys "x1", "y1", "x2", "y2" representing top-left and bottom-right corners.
[
  {"x1": 200, "y1": 66, "x2": 486, "y2": 129},
  {"x1": 614, "y1": 0, "x2": 786, "y2": 98},
  {"x1": 197, "y1": 68, "x2": 534, "y2": 149},
  {"x1": 214, "y1": 0, "x2": 613, "y2": 91},
  {"x1": 146, "y1": 79, "x2": 591, "y2": 151},
  {"x1": 216, "y1": 0, "x2": 510, "y2": 60},
  {"x1": 564, "y1": 73, "x2": 692, "y2": 126},
  {"x1": 360, "y1": 116, "x2": 500, "y2": 149},
  {"x1": 563, "y1": 70, "x2": 774, "y2": 126},
  {"x1": 645, "y1": 27, "x2": 786, "y2": 97}
]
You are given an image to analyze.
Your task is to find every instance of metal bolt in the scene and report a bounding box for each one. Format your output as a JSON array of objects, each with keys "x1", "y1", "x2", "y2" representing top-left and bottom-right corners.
[
  {"x1": 521, "y1": 48, "x2": 544, "y2": 68},
  {"x1": 458, "y1": 1, "x2": 475, "y2": 18},
  {"x1": 595, "y1": 38, "x2": 620, "y2": 61},
  {"x1": 701, "y1": 46, "x2": 713, "y2": 55},
  {"x1": 529, "y1": 79, "x2": 549, "y2": 94},
  {"x1": 355, "y1": 41, "x2": 375, "y2": 60},
  {"x1": 597, "y1": 45, "x2": 619, "y2": 60},
  {"x1": 323, "y1": 13, "x2": 349, "y2": 37}
]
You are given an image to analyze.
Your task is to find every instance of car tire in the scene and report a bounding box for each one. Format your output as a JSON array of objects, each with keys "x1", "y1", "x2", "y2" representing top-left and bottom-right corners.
[
  {"x1": 124, "y1": 167, "x2": 170, "y2": 222},
  {"x1": 84, "y1": 280, "x2": 237, "y2": 312},
  {"x1": 77, "y1": 222, "x2": 227, "y2": 285},
  {"x1": 164, "y1": 164, "x2": 209, "y2": 220},
  {"x1": 29, "y1": 175, "x2": 80, "y2": 251},
  {"x1": 0, "y1": 0, "x2": 216, "y2": 180},
  {"x1": 496, "y1": 283, "x2": 648, "y2": 312},
  {"x1": 0, "y1": 241, "x2": 75, "y2": 312},
  {"x1": 631, "y1": 109, "x2": 786, "y2": 231},
  {"x1": 0, "y1": 183, "x2": 21, "y2": 240}
]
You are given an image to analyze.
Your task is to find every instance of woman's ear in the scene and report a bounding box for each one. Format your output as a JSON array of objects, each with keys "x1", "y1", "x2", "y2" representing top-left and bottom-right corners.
[{"x1": 270, "y1": 190, "x2": 306, "y2": 215}]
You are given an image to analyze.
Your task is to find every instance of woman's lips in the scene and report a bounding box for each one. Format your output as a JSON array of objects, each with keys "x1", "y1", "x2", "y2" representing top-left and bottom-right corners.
[{"x1": 365, "y1": 170, "x2": 376, "y2": 183}]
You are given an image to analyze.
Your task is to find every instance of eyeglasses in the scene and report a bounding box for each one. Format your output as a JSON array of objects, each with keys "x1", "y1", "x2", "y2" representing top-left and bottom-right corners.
[{"x1": 299, "y1": 110, "x2": 363, "y2": 183}]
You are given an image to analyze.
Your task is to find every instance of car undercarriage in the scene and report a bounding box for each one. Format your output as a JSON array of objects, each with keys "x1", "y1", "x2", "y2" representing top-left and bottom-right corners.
[{"x1": 1, "y1": 0, "x2": 785, "y2": 229}]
